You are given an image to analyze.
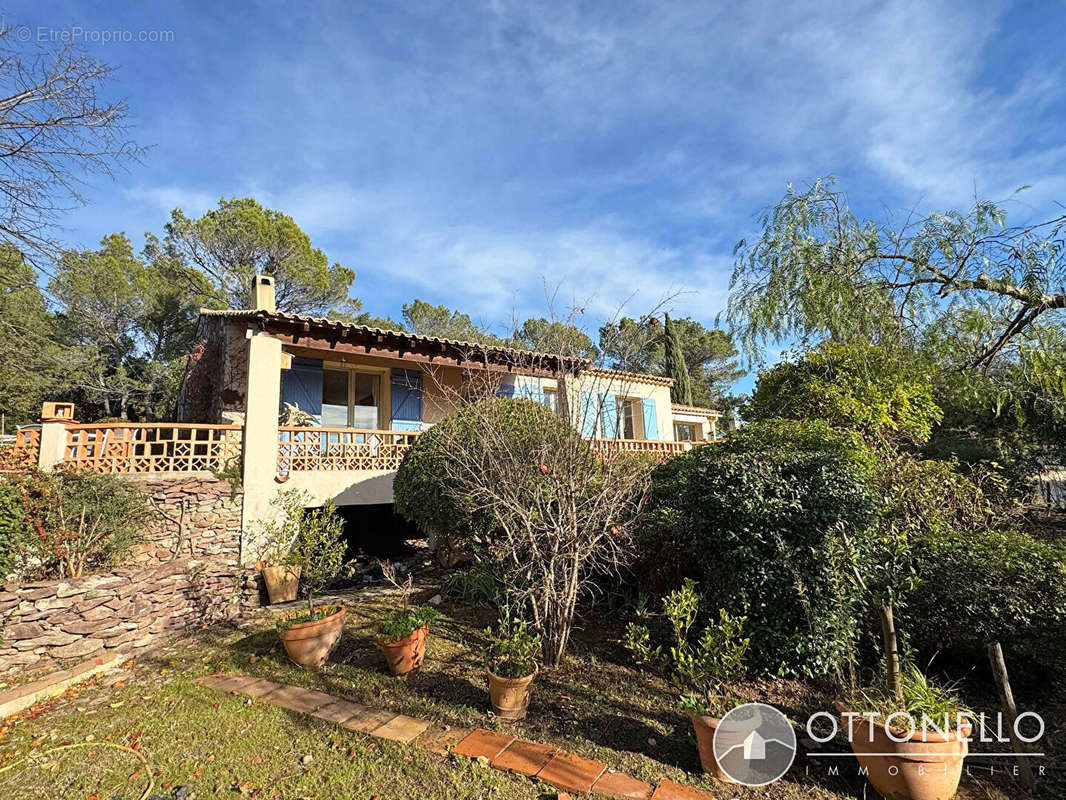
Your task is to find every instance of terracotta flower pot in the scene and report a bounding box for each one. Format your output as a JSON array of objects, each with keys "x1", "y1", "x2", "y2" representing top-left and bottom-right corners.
[
  {"x1": 379, "y1": 625, "x2": 427, "y2": 676},
  {"x1": 487, "y1": 667, "x2": 536, "y2": 719},
  {"x1": 261, "y1": 564, "x2": 301, "y2": 604},
  {"x1": 836, "y1": 701, "x2": 970, "y2": 800},
  {"x1": 690, "y1": 714, "x2": 737, "y2": 783},
  {"x1": 279, "y1": 605, "x2": 345, "y2": 667}
]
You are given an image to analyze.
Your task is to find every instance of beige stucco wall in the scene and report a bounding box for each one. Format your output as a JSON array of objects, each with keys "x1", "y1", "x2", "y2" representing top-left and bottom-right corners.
[
  {"x1": 282, "y1": 469, "x2": 398, "y2": 507},
  {"x1": 569, "y1": 373, "x2": 676, "y2": 440},
  {"x1": 240, "y1": 332, "x2": 283, "y2": 563},
  {"x1": 671, "y1": 410, "x2": 719, "y2": 441}
]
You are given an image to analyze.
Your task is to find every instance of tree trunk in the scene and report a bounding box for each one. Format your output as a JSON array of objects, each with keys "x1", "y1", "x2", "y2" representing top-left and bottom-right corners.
[{"x1": 879, "y1": 602, "x2": 902, "y2": 706}]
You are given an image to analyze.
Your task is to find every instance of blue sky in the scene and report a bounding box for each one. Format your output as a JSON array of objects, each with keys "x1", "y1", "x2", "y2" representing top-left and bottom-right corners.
[{"x1": 7, "y1": 0, "x2": 1066, "y2": 395}]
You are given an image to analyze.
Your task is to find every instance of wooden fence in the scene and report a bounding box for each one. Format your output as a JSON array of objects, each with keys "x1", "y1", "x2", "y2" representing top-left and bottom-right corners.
[
  {"x1": 0, "y1": 428, "x2": 41, "y2": 473},
  {"x1": 65, "y1": 423, "x2": 243, "y2": 473},
  {"x1": 278, "y1": 427, "x2": 421, "y2": 473},
  {"x1": 591, "y1": 438, "x2": 697, "y2": 463},
  {"x1": 3, "y1": 419, "x2": 704, "y2": 477}
]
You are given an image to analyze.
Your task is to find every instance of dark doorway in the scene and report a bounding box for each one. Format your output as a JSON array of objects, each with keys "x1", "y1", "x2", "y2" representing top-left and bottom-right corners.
[{"x1": 335, "y1": 503, "x2": 423, "y2": 559}]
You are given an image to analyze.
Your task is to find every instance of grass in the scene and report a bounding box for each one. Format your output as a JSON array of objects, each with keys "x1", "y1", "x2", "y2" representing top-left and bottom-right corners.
[
  {"x1": 845, "y1": 666, "x2": 972, "y2": 731},
  {"x1": 0, "y1": 580, "x2": 1055, "y2": 800}
]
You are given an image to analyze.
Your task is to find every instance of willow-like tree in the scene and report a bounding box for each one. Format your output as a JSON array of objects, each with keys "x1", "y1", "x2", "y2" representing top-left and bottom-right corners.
[
  {"x1": 727, "y1": 177, "x2": 1066, "y2": 419},
  {"x1": 728, "y1": 178, "x2": 1066, "y2": 361}
]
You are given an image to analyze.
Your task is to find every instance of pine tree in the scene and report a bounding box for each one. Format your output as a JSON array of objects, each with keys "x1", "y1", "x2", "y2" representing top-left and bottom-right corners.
[{"x1": 663, "y1": 314, "x2": 692, "y2": 405}]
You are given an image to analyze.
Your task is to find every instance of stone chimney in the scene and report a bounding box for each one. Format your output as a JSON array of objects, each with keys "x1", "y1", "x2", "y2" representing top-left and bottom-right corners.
[{"x1": 252, "y1": 273, "x2": 276, "y2": 313}]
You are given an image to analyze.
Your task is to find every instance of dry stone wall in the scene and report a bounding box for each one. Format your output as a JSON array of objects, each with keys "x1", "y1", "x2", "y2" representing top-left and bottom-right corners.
[{"x1": 0, "y1": 475, "x2": 259, "y2": 675}]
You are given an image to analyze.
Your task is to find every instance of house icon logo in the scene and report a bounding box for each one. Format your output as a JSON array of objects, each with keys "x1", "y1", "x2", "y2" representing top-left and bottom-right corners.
[{"x1": 712, "y1": 702, "x2": 796, "y2": 786}]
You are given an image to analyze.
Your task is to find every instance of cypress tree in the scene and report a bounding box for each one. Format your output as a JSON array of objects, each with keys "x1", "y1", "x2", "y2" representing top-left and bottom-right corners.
[{"x1": 663, "y1": 314, "x2": 692, "y2": 405}]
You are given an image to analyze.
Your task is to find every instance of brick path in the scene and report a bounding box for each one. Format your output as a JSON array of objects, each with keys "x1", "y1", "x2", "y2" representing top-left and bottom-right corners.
[{"x1": 199, "y1": 674, "x2": 715, "y2": 799}]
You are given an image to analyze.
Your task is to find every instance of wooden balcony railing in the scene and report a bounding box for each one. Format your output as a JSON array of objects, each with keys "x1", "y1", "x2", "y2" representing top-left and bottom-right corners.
[
  {"x1": 591, "y1": 437, "x2": 701, "y2": 463},
  {"x1": 0, "y1": 428, "x2": 41, "y2": 474},
  {"x1": 278, "y1": 427, "x2": 422, "y2": 473},
  {"x1": 65, "y1": 423, "x2": 243, "y2": 473}
]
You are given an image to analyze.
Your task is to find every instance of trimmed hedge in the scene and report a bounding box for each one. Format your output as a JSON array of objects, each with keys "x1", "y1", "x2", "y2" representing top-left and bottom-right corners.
[
  {"x1": 905, "y1": 526, "x2": 1066, "y2": 677},
  {"x1": 641, "y1": 428, "x2": 876, "y2": 677}
]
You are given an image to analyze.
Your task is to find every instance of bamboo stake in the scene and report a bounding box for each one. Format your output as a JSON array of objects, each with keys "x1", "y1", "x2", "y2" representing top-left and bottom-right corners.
[{"x1": 987, "y1": 642, "x2": 1035, "y2": 791}]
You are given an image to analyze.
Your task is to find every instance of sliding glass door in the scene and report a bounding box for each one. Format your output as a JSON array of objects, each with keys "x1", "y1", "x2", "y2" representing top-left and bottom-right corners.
[{"x1": 321, "y1": 368, "x2": 382, "y2": 428}]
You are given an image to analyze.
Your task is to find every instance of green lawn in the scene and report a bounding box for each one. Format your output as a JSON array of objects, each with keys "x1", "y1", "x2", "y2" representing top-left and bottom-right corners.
[{"x1": 0, "y1": 583, "x2": 1052, "y2": 799}]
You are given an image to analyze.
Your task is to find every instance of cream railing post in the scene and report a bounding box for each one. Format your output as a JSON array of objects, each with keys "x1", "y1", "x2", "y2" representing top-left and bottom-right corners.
[{"x1": 37, "y1": 402, "x2": 75, "y2": 471}]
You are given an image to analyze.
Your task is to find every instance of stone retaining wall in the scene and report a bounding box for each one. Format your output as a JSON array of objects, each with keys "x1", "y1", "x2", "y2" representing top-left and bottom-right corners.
[{"x1": 0, "y1": 475, "x2": 258, "y2": 675}]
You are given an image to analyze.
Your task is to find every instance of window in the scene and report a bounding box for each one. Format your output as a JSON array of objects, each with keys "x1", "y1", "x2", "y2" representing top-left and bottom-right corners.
[
  {"x1": 621, "y1": 399, "x2": 637, "y2": 439},
  {"x1": 322, "y1": 369, "x2": 349, "y2": 427},
  {"x1": 321, "y1": 368, "x2": 382, "y2": 428},
  {"x1": 352, "y1": 372, "x2": 381, "y2": 428},
  {"x1": 674, "y1": 422, "x2": 700, "y2": 441},
  {"x1": 543, "y1": 387, "x2": 559, "y2": 413}
]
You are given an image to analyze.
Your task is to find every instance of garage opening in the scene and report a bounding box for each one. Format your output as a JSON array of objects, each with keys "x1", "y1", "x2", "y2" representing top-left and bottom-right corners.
[{"x1": 334, "y1": 503, "x2": 423, "y2": 560}]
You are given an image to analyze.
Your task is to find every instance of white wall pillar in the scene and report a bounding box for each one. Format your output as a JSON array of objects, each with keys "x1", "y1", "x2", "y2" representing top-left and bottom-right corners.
[
  {"x1": 37, "y1": 402, "x2": 75, "y2": 470},
  {"x1": 240, "y1": 332, "x2": 282, "y2": 564}
]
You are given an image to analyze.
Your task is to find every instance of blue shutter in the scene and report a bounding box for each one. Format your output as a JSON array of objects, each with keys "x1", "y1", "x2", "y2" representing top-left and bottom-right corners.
[
  {"x1": 641, "y1": 397, "x2": 659, "y2": 440},
  {"x1": 390, "y1": 369, "x2": 423, "y2": 431},
  {"x1": 600, "y1": 394, "x2": 619, "y2": 439},
  {"x1": 580, "y1": 391, "x2": 598, "y2": 437},
  {"x1": 496, "y1": 382, "x2": 516, "y2": 398},
  {"x1": 281, "y1": 357, "x2": 323, "y2": 423}
]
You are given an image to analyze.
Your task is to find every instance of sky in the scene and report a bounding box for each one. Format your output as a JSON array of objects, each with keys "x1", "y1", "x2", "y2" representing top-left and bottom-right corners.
[{"x1": 6, "y1": 0, "x2": 1066, "y2": 395}]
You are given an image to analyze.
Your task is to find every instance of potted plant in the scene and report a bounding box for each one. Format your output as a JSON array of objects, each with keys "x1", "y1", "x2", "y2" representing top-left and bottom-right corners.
[
  {"x1": 484, "y1": 611, "x2": 541, "y2": 719},
  {"x1": 835, "y1": 458, "x2": 972, "y2": 800},
  {"x1": 275, "y1": 495, "x2": 350, "y2": 667},
  {"x1": 624, "y1": 579, "x2": 749, "y2": 781},
  {"x1": 251, "y1": 489, "x2": 309, "y2": 604},
  {"x1": 837, "y1": 668, "x2": 972, "y2": 800},
  {"x1": 377, "y1": 561, "x2": 439, "y2": 676}
]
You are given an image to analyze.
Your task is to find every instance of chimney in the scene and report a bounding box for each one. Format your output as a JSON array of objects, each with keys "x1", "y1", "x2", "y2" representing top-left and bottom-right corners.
[{"x1": 252, "y1": 273, "x2": 276, "y2": 313}]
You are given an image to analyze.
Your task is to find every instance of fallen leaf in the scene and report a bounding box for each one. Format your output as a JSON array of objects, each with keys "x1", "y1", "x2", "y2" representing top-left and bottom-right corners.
[{"x1": 252, "y1": 755, "x2": 262, "y2": 764}]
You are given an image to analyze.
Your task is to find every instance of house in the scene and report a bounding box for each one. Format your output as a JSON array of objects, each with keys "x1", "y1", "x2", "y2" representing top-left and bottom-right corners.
[
  {"x1": 12, "y1": 275, "x2": 721, "y2": 560},
  {"x1": 175, "y1": 275, "x2": 721, "y2": 532}
]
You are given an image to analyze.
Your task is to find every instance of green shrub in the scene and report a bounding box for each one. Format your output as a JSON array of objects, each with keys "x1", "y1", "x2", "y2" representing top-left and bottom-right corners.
[
  {"x1": 743, "y1": 342, "x2": 942, "y2": 447},
  {"x1": 641, "y1": 438, "x2": 876, "y2": 677},
  {"x1": 903, "y1": 526, "x2": 1066, "y2": 677},
  {"x1": 485, "y1": 611, "x2": 542, "y2": 679},
  {"x1": 624, "y1": 579, "x2": 749, "y2": 717},
  {"x1": 720, "y1": 418, "x2": 872, "y2": 466},
  {"x1": 394, "y1": 398, "x2": 582, "y2": 547},
  {"x1": 16, "y1": 468, "x2": 147, "y2": 579},
  {"x1": 0, "y1": 478, "x2": 29, "y2": 579},
  {"x1": 379, "y1": 605, "x2": 440, "y2": 642},
  {"x1": 442, "y1": 563, "x2": 501, "y2": 605}
]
